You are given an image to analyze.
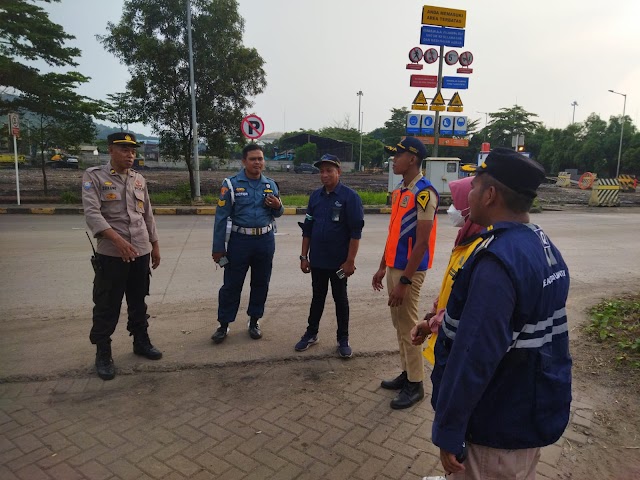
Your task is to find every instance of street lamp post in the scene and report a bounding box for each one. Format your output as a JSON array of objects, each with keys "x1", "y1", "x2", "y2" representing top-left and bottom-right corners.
[
  {"x1": 477, "y1": 111, "x2": 489, "y2": 141},
  {"x1": 608, "y1": 90, "x2": 627, "y2": 178},
  {"x1": 357, "y1": 90, "x2": 363, "y2": 171},
  {"x1": 186, "y1": 0, "x2": 201, "y2": 201},
  {"x1": 571, "y1": 101, "x2": 578, "y2": 124}
]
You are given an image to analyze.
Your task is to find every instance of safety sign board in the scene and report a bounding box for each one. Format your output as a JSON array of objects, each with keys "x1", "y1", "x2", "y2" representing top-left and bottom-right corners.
[
  {"x1": 457, "y1": 67, "x2": 473, "y2": 74},
  {"x1": 410, "y1": 75, "x2": 438, "y2": 88},
  {"x1": 459, "y1": 51, "x2": 474, "y2": 66},
  {"x1": 420, "y1": 26, "x2": 465, "y2": 48},
  {"x1": 406, "y1": 63, "x2": 424, "y2": 70},
  {"x1": 453, "y1": 116, "x2": 468, "y2": 135},
  {"x1": 421, "y1": 115, "x2": 435, "y2": 135},
  {"x1": 241, "y1": 114, "x2": 265, "y2": 139},
  {"x1": 8, "y1": 113, "x2": 20, "y2": 137},
  {"x1": 447, "y1": 92, "x2": 464, "y2": 112},
  {"x1": 406, "y1": 113, "x2": 421, "y2": 135},
  {"x1": 449, "y1": 92, "x2": 463, "y2": 106},
  {"x1": 413, "y1": 90, "x2": 429, "y2": 106},
  {"x1": 444, "y1": 50, "x2": 459, "y2": 65},
  {"x1": 440, "y1": 116, "x2": 454, "y2": 135},
  {"x1": 429, "y1": 91, "x2": 446, "y2": 111},
  {"x1": 442, "y1": 76, "x2": 469, "y2": 89},
  {"x1": 421, "y1": 5, "x2": 466, "y2": 28},
  {"x1": 408, "y1": 47, "x2": 423, "y2": 63},
  {"x1": 423, "y1": 48, "x2": 439, "y2": 64}
]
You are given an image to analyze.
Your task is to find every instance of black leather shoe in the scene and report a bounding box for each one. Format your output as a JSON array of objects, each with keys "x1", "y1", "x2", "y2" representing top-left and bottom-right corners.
[
  {"x1": 248, "y1": 319, "x2": 262, "y2": 340},
  {"x1": 211, "y1": 324, "x2": 229, "y2": 344},
  {"x1": 390, "y1": 381, "x2": 424, "y2": 409},
  {"x1": 381, "y1": 371, "x2": 407, "y2": 390},
  {"x1": 95, "y1": 343, "x2": 115, "y2": 381},
  {"x1": 132, "y1": 331, "x2": 163, "y2": 360}
]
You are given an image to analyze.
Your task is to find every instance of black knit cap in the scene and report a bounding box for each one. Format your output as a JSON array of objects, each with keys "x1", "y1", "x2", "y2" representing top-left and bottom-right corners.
[{"x1": 462, "y1": 147, "x2": 546, "y2": 198}]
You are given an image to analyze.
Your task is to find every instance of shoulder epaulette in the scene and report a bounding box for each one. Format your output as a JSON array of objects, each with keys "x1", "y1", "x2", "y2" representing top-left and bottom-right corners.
[{"x1": 86, "y1": 166, "x2": 101, "y2": 172}]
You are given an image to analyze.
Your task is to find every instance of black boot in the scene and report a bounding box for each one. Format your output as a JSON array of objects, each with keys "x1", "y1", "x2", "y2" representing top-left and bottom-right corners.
[
  {"x1": 132, "y1": 329, "x2": 163, "y2": 360},
  {"x1": 390, "y1": 381, "x2": 424, "y2": 409},
  {"x1": 248, "y1": 317, "x2": 262, "y2": 340},
  {"x1": 211, "y1": 323, "x2": 229, "y2": 344},
  {"x1": 381, "y1": 371, "x2": 407, "y2": 390},
  {"x1": 95, "y1": 342, "x2": 115, "y2": 381}
]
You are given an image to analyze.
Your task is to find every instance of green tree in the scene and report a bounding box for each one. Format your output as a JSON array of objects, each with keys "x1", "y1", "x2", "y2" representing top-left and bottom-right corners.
[
  {"x1": 294, "y1": 142, "x2": 317, "y2": 165},
  {"x1": 100, "y1": 0, "x2": 267, "y2": 199},
  {"x1": 485, "y1": 105, "x2": 542, "y2": 149},
  {"x1": 0, "y1": 0, "x2": 80, "y2": 110},
  {"x1": 1, "y1": 0, "x2": 100, "y2": 194},
  {"x1": 368, "y1": 107, "x2": 410, "y2": 146},
  {"x1": 103, "y1": 92, "x2": 141, "y2": 132},
  {"x1": 19, "y1": 72, "x2": 97, "y2": 193}
]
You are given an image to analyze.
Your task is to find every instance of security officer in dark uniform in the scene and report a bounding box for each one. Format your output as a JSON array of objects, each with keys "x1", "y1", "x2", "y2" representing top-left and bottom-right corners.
[
  {"x1": 211, "y1": 144, "x2": 284, "y2": 343},
  {"x1": 82, "y1": 132, "x2": 162, "y2": 381},
  {"x1": 430, "y1": 149, "x2": 572, "y2": 478}
]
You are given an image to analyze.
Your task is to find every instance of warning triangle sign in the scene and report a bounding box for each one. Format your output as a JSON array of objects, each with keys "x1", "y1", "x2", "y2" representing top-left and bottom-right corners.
[
  {"x1": 413, "y1": 90, "x2": 428, "y2": 105},
  {"x1": 449, "y1": 92, "x2": 463, "y2": 107},
  {"x1": 431, "y1": 91, "x2": 445, "y2": 106}
]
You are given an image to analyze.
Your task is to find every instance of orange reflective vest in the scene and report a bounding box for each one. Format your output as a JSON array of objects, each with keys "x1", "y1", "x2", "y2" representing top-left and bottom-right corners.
[{"x1": 385, "y1": 177, "x2": 438, "y2": 271}]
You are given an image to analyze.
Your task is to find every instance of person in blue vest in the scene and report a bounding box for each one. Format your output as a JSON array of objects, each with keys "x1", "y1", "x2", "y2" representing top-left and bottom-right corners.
[
  {"x1": 211, "y1": 144, "x2": 284, "y2": 343},
  {"x1": 295, "y1": 154, "x2": 365, "y2": 358},
  {"x1": 430, "y1": 148, "x2": 572, "y2": 479}
]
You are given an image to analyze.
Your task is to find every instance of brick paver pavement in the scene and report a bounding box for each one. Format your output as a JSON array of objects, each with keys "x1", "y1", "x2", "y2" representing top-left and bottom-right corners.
[{"x1": 0, "y1": 355, "x2": 591, "y2": 479}]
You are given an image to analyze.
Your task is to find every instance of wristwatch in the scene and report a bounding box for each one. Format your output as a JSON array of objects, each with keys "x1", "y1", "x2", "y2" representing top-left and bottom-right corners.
[
  {"x1": 399, "y1": 275, "x2": 413, "y2": 285},
  {"x1": 299, "y1": 255, "x2": 308, "y2": 261}
]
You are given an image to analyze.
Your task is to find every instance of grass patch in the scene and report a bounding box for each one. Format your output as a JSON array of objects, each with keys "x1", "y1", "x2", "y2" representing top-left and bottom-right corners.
[
  {"x1": 60, "y1": 190, "x2": 81, "y2": 204},
  {"x1": 585, "y1": 294, "x2": 640, "y2": 368},
  {"x1": 280, "y1": 190, "x2": 388, "y2": 207}
]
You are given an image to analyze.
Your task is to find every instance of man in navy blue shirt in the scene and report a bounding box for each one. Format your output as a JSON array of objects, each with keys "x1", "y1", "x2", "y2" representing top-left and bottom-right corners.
[
  {"x1": 429, "y1": 149, "x2": 571, "y2": 479},
  {"x1": 295, "y1": 154, "x2": 364, "y2": 358}
]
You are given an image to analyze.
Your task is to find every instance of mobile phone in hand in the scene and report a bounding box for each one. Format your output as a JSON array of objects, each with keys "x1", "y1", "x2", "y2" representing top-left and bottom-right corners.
[
  {"x1": 218, "y1": 256, "x2": 229, "y2": 268},
  {"x1": 336, "y1": 269, "x2": 346, "y2": 279}
]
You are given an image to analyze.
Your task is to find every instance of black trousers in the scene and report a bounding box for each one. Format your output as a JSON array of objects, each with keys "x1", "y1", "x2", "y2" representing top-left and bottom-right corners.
[
  {"x1": 305, "y1": 267, "x2": 349, "y2": 341},
  {"x1": 90, "y1": 253, "x2": 151, "y2": 345}
]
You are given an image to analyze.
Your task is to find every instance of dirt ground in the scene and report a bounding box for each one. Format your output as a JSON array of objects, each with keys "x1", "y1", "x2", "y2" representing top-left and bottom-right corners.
[{"x1": 1, "y1": 167, "x2": 639, "y2": 206}]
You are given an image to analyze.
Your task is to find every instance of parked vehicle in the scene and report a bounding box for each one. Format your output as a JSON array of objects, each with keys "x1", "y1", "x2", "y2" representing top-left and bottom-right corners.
[
  {"x1": 294, "y1": 163, "x2": 319, "y2": 174},
  {"x1": 48, "y1": 156, "x2": 79, "y2": 169}
]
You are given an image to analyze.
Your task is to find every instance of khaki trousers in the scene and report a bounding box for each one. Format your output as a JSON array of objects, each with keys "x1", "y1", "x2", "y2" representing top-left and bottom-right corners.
[
  {"x1": 387, "y1": 267, "x2": 426, "y2": 383},
  {"x1": 450, "y1": 443, "x2": 541, "y2": 480}
]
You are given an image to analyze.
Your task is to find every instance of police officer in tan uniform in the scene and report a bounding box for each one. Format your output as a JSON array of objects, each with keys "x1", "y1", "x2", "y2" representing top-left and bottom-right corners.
[{"x1": 82, "y1": 132, "x2": 161, "y2": 380}]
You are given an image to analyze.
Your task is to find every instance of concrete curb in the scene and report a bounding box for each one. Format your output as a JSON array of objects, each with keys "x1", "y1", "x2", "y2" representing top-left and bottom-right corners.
[
  {"x1": 0, "y1": 205, "x2": 464, "y2": 215},
  {"x1": 0, "y1": 204, "x2": 410, "y2": 215}
]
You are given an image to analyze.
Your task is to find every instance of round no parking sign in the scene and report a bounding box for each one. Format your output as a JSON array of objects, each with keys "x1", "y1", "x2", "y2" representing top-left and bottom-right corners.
[{"x1": 241, "y1": 114, "x2": 265, "y2": 140}]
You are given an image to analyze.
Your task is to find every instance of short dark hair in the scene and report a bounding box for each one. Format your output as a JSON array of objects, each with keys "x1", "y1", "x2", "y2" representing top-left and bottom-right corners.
[
  {"x1": 480, "y1": 173, "x2": 534, "y2": 213},
  {"x1": 242, "y1": 144, "x2": 264, "y2": 159}
]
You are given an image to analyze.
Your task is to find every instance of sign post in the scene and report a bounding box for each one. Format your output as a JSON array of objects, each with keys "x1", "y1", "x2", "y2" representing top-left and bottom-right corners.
[{"x1": 8, "y1": 113, "x2": 21, "y2": 205}]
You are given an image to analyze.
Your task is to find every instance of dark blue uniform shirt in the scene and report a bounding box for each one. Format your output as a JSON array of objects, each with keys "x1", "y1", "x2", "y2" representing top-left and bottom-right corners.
[{"x1": 301, "y1": 182, "x2": 364, "y2": 270}]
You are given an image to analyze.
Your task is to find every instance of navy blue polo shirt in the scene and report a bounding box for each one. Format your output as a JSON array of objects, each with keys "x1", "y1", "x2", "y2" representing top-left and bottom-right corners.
[{"x1": 303, "y1": 182, "x2": 364, "y2": 270}]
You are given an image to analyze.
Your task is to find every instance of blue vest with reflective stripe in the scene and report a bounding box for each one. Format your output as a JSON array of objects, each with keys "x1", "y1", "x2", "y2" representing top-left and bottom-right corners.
[{"x1": 436, "y1": 222, "x2": 572, "y2": 449}]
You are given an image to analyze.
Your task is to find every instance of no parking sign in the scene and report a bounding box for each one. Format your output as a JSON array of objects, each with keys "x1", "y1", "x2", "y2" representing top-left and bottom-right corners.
[{"x1": 241, "y1": 114, "x2": 265, "y2": 140}]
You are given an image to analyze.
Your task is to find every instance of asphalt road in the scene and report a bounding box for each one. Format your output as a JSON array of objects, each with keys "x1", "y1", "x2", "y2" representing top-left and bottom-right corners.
[{"x1": 1, "y1": 210, "x2": 639, "y2": 380}]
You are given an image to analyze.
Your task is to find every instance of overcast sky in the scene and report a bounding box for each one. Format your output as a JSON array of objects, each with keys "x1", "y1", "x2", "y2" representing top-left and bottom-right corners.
[{"x1": 42, "y1": 0, "x2": 639, "y2": 138}]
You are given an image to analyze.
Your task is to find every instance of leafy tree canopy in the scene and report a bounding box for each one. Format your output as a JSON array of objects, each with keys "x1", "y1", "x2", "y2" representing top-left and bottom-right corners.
[{"x1": 100, "y1": 0, "x2": 267, "y2": 198}]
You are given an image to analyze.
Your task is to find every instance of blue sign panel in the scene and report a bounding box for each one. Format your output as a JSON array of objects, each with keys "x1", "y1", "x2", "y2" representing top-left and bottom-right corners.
[
  {"x1": 421, "y1": 115, "x2": 435, "y2": 135},
  {"x1": 440, "y1": 116, "x2": 453, "y2": 135},
  {"x1": 406, "y1": 114, "x2": 421, "y2": 135},
  {"x1": 442, "y1": 76, "x2": 469, "y2": 89},
  {"x1": 420, "y1": 26, "x2": 465, "y2": 48},
  {"x1": 453, "y1": 116, "x2": 468, "y2": 135}
]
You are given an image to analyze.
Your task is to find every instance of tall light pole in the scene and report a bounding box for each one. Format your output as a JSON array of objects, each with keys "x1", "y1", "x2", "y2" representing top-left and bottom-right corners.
[
  {"x1": 357, "y1": 90, "x2": 363, "y2": 171},
  {"x1": 477, "y1": 111, "x2": 489, "y2": 141},
  {"x1": 571, "y1": 100, "x2": 578, "y2": 124},
  {"x1": 608, "y1": 89, "x2": 627, "y2": 178},
  {"x1": 187, "y1": 0, "x2": 201, "y2": 201}
]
